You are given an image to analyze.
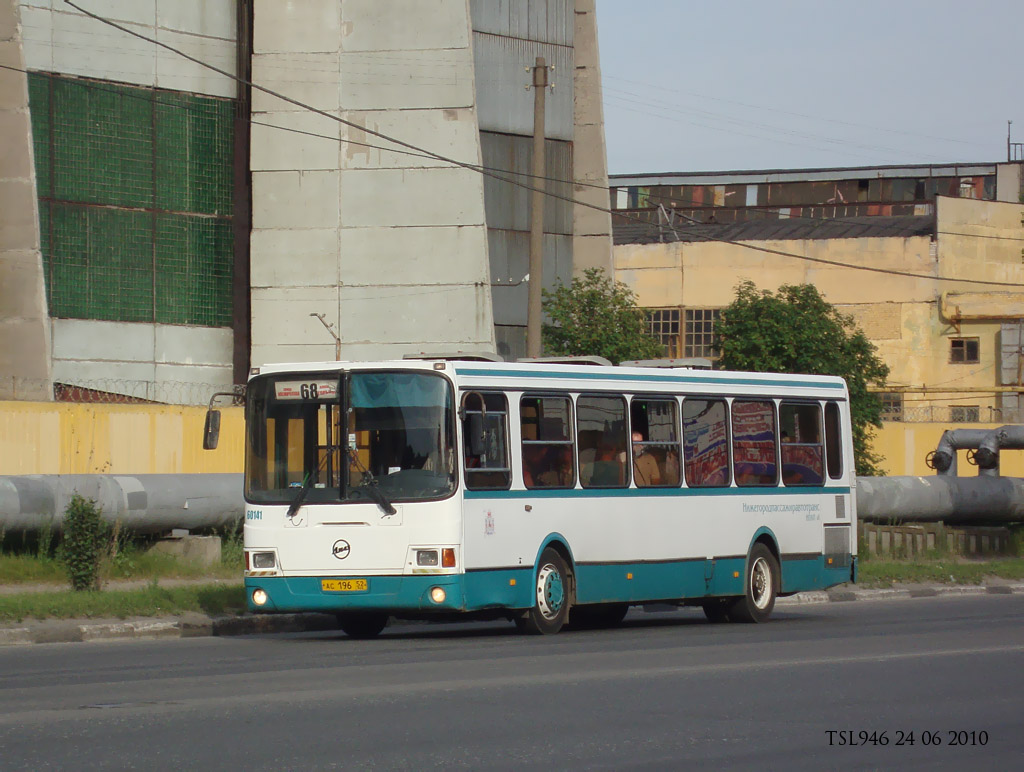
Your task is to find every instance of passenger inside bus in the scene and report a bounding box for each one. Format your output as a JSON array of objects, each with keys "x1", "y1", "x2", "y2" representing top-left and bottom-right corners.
[{"x1": 632, "y1": 430, "x2": 661, "y2": 486}]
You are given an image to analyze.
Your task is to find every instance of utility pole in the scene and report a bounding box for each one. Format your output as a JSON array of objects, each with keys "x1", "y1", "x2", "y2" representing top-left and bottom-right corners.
[{"x1": 526, "y1": 56, "x2": 549, "y2": 358}]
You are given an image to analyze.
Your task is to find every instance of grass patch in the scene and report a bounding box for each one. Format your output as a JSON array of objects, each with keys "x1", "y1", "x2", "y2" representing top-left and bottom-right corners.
[
  {"x1": 0, "y1": 583, "x2": 246, "y2": 623},
  {"x1": 857, "y1": 557, "x2": 1024, "y2": 588}
]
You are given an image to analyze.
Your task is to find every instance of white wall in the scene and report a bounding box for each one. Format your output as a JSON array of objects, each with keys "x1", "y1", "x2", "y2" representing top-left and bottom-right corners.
[{"x1": 250, "y1": 0, "x2": 495, "y2": 365}]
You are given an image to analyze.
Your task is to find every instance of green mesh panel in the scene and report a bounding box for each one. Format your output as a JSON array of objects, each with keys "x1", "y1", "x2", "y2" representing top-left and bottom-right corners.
[{"x1": 27, "y1": 73, "x2": 235, "y2": 327}]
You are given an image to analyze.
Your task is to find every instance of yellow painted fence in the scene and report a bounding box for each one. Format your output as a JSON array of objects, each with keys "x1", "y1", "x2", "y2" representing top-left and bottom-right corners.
[{"x1": 1, "y1": 401, "x2": 1021, "y2": 479}]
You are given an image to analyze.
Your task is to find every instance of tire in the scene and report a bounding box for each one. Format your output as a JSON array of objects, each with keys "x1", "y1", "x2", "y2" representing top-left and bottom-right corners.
[
  {"x1": 337, "y1": 612, "x2": 389, "y2": 639},
  {"x1": 727, "y1": 543, "x2": 779, "y2": 623},
  {"x1": 701, "y1": 598, "x2": 731, "y2": 624},
  {"x1": 515, "y1": 548, "x2": 572, "y2": 635},
  {"x1": 569, "y1": 603, "x2": 628, "y2": 630}
]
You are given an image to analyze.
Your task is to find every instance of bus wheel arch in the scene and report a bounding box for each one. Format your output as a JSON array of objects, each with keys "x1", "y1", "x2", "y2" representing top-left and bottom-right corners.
[
  {"x1": 516, "y1": 543, "x2": 574, "y2": 635},
  {"x1": 728, "y1": 540, "x2": 780, "y2": 623}
]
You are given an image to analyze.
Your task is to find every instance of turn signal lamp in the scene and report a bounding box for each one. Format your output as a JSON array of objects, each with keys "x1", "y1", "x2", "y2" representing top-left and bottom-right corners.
[{"x1": 441, "y1": 548, "x2": 456, "y2": 568}]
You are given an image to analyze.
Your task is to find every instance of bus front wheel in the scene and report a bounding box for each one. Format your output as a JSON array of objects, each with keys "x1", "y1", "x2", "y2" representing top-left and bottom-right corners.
[
  {"x1": 337, "y1": 612, "x2": 389, "y2": 639},
  {"x1": 515, "y1": 548, "x2": 572, "y2": 635},
  {"x1": 728, "y1": 543, "x2": 779, "y2": 623}
]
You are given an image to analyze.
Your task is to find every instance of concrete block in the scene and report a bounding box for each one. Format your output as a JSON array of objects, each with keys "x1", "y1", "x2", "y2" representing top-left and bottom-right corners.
[
  {"x1": 52, "y1": 319, "x2": 155, "y2": 363},
  {"x1": 250, "y1": 342, "x2": 338, "y2": 367},
  {"x1": 68, "y1": 0, "x2": 156, "y2": 27},
  {"x1": 251, "y1": 228, "x2": 340, "y2": 288},
  {"x1": 154, "y1": 324, "x2": 233, "y2": 367},
  {"x1": 157, "y1": 0, "x2": 235, "y2": 40},
  {"x1": 252, "y1": 170, "x2": 340, "y2": 230},
  {"x1": 155, "y1": 27, "x2": 236, "y2": 98},
  {"x1": 250, "y1": 285, "x2": 340, "y2": 348},
  {"x1": 251, "y1": 52, "x2": 341, "y2": 113},
  {"x1": 251, "y1": 111, "x2": 340, "y2": 172},
  {"x1": 0, "y1": 108, "x2": 33, "y2": 179},
  {"x1": 153, "y1": 364, "x2": 233, "y2": 398},
  {"x1": 338, "y1": 225, "x2": 489, "y2": 286},
  {"x1": 80, "y1": 622, "x2": 136, "y2": 642},
  {"x1": 51, "y1": 10, "x2": 156, "y2": 88},
  {"x1": 0, "y1": 179, "x2": 37, "y2": 250},
  {"x1": 0, "y1": 250, "x2": 46, "y2": 317},
  {"x1": 130, "y1": 619, "x2": 181, "y2": 639},
  {"x1": 339, "y1": 49, "x2": 474, "y2": 111},
  {"x1": 339, "y1": 167, "x2": 484, "y2": 228},
  {"x1": 0, "y1": 40, "x2": 31, "y2": 103},
  {"x1": 253, "y1": 0, "x2": 340, "y2": 54},
  {"x1": 338, "y1": 108, "x2": 481, "y2": 170},
  {"x1": 339, "y1": 283, "x2": 493, "y2": 345},
  {"x1": 50, "y1": 358, "x2": 158, "y2": 390},
  {"x1": 0, "y1": 628, "x2": 32, "y2": 646},
  {"x1": 341, "y1": 0, "x2": 469, "y2": 52},
  {"x1": 148, "y1": 534, "x2": 222, "y2": 566}
]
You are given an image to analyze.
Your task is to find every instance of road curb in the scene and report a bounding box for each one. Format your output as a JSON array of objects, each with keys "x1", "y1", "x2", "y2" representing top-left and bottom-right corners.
[{"x1": 2, "y1": 584, "x2": 1021, "y2": 647}]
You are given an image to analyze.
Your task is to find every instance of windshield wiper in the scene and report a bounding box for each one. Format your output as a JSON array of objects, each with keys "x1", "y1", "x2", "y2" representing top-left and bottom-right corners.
[
  {"x1": 286, "y1": 446, "x2": 337, "y2": 519},
  {"x1": 347, "y1": 450, "x2": 397, "y2": 515}
]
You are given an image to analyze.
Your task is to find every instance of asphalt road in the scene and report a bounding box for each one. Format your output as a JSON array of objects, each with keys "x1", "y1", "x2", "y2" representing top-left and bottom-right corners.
[{"x1": 0, "y1": 595, "x2": 1021, "y2": 771}]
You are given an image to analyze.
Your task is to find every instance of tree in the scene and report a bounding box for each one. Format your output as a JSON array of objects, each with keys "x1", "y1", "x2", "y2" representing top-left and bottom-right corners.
[
  {"x1": 542, "y1": 268, "x2": 664, "y2": 365},
  {"x1": 716, "y1": 281, "x2": 890, "y2": 476}
]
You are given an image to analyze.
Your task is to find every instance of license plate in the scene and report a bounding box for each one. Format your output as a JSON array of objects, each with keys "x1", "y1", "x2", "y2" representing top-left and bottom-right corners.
[{"x1": 321, "y1": 579, "x2": 368, "y2": 592}]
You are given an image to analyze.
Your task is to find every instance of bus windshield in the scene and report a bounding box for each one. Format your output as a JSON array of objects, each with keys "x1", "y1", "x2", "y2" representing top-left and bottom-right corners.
[{"x1": 245, "y1": 370, "x2": 456, "y2": 505}]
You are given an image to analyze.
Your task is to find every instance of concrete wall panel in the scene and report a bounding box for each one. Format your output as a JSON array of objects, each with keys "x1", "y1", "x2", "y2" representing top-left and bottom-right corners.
[
  {"x1": 341, "y1": 0, "x2": 470, "y2": 51},
  {"x1": 154, "y1": 326, "x2": 233, "y2": 367},
  {"x1": 250, "y1": 285, "x2": 340, "y2": 351},
  {"x1": 251, "y1": 112, "x2": 340, "y2": 172},
  {"x1": 338, "y1": 167, "x2": 485, "y2": 228},
  {"x1": 156, "y1": 0, "x2": 234, "y2": 40},
  {"x1": 155, "y1": 26, "x2": 236, "y2": 98},
  {"x1": 338, "y1": 108, "x2": 481, "y2": 169},
  {"x1": 338, "y1": 48, "x2": 475, "y2": 111},
  {"x1": 470, "y1": 0, "x2": 572, "y2": 46},
  {"x1": 250, "y1": 228, "x2": 341, "y2": 288},
  {"x1": 252, "y1": 170, "x2": 341, "y2": 230},
  {"x1": 339, "y1": 284, "x2": 494, "y2": 345},
  {"x1": 252, "y1": 53, "x2": 342, "y2": 113},
  {"x1": 252, "y1": 0, "x2": 339, "y2": 54},
  {"x1": 338, "y1": 225, "x2": 489, "y2": 285}
]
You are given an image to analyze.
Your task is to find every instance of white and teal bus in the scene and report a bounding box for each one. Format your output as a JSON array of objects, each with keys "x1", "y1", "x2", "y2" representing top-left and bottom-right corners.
[{"x1": 227, "y1": 358, "x2": 856, "y2": 637}]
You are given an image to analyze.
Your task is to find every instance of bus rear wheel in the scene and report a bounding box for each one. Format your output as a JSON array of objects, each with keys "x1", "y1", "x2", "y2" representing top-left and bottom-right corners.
[
  {"x1": 515, "y1": 548, "x2": 572, "y2": 635},
  {"x1": 727, "y1": 543, "x2": 779, "y2": 623},
  {"x1": 337, "y1": 612, "x2": 389, "y2": 639}
]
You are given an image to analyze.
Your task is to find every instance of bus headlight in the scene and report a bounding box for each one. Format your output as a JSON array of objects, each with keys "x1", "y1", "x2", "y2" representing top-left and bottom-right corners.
[
  {"x1": 429, "y1": 586, "x2": 447, "y2": 604},
  {"x1": 251, "y1": 552, "x2": 276, "y2": 569},
  {"x1": 252, "y1": 588, "x2": 269, "y2": 606},
  {"x1": 416, "y1": 549, "x2": 439, "y2": 566}
]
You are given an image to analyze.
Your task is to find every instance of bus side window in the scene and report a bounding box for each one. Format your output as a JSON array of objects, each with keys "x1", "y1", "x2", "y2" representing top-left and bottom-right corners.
[
  {"x1": 577, "y1": 395, "x2": 628, "y2": 488},
  {"x1": 462, "y1": 392, "x2": 511, "y2": 490},
  {"x1": 630, "y1": 397, "x2": 681, "y2": 487},
  {"x1": 824, "y1": 401, "x2": 843, "y2": 480},
  {"x1": 731, "y1": 400, "x2": 778, "y2": 486},
  {"x1": 682, "y1": 398, "x2": 730, "y2": 488},
  {"x1": 779, "y1": 402, "x2": 824, "y2": 486},
  {"x1": 521, "y1": 395, "x2": 575, "y2": 489}
]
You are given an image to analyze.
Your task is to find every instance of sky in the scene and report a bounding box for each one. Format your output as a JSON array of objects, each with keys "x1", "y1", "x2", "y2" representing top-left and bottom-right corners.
[{"x1": 595, "y1": 0, "x2": 1023, "y2": 175}]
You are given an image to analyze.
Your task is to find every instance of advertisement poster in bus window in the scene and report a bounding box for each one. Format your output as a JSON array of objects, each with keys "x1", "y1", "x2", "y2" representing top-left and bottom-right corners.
[
  {"x1": 733, "y1": 402, "x2": 777, "y2": 484},
  {"x1": 782, "y1": 445, "x2": 824, "y2": 485},
  {"x1": 683, "y1": 402, "x2": 728, "y2": 486}
]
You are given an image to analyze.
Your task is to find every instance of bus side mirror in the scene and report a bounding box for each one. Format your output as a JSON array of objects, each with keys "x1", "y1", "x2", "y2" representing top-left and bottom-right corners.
[
  {"x1": 467, "y1": 413, "x2": 486, "y2": 457},
  {"x1": 203, "y1": 409, "x2": 222, "y2": 450}
]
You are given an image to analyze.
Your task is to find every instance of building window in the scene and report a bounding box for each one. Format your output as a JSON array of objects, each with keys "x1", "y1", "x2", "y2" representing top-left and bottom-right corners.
[
  {"x1": 880, "y1": 392, "x2": 903, "y2": 421},
  {"x1": 645, "y1": 308, "x2": 681, "y2": 358},
  {"x1": 949, "y1": 338, "x2": 980, "y2": 364},
  {"x1": 685, "y1": 308, "x2": 720, "y2": 363},
  {"x1": 950, "y1": 405, "x2": 980, "y2": 423}
]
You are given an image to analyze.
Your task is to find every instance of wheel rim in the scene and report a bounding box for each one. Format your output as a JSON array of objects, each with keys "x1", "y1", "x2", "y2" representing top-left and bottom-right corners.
[
  {"x1": 750, "y1": 556, "x2": 772, "y2": 610},
  {"x1": 536, "y1": 563, "x2": 565, "y2": 619}
]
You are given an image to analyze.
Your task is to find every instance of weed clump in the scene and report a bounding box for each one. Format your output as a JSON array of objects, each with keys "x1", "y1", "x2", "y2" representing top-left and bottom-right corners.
[{"x1": 58, "y1": 494, "x2": 107, "y2": 591}]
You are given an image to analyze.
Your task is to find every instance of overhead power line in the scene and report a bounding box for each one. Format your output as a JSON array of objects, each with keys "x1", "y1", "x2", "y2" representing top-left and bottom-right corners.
[{"x1": 28, "y1": 4, "x2": 1024, "y2": 290}]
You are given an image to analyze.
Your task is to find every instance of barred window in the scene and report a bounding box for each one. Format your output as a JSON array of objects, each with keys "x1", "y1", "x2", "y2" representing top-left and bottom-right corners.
[
  {"x1": 950, "y1": 405, "x2": 980, "y2": 423},
  {"x1": 684, "y1": 309, "x2": 720, "y2": 363},
  {"x1": 880, "y1": 392, "x2": 903, "y2": 421},
  {"x1": 645, "y1": 308, "x2": 681, "y2": 357}
]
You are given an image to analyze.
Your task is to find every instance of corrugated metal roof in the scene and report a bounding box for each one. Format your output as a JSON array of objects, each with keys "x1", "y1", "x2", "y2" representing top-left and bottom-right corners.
[
  {"x1": 609, "y1": 163, "x2": 1001, "y2": 187},
  {"x1": 613, "y1": 214, "x2": 936, "y2": 246}
]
